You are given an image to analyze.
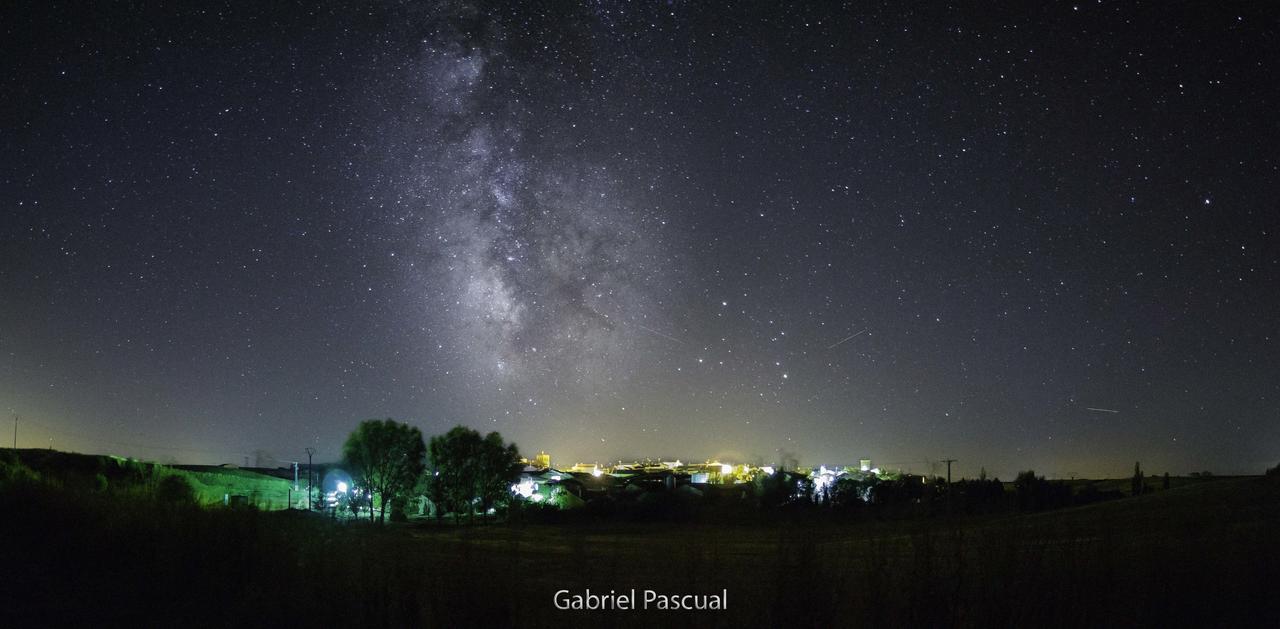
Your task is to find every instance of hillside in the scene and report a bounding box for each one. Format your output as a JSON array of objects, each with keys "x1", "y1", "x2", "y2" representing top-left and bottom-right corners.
[{"x1": 10, "y1": 449, "x2": 297, "y2": 508}]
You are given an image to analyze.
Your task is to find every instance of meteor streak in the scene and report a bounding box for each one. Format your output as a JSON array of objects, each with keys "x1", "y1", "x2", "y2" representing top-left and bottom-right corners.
[
  {"x1": 636, "y1": 323, "x2": 685, "y2": 345},
  {"x1": 826, "y1": 329, "x2": 867, "y2": 349}
]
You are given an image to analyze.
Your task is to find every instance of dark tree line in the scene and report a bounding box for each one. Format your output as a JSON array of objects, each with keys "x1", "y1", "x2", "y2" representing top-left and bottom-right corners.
[
  {"x1": 427, "y1": 426, "x2": 521, "y2": 522},
  {"x1": 341, "y1": 420, "x2": 520, "y2": 523}
]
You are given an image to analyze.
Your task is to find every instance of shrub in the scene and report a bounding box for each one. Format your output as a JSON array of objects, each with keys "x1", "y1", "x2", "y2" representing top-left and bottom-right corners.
[
  {"x1": 0, "y1": 454, "x2": 40, "y2": 487},
  {"x1": 155, "y1": 475, "x2": 196, "y2": 504},
  {"x1": 389, "y1": 497, "x2": 408, "y2": 522}
]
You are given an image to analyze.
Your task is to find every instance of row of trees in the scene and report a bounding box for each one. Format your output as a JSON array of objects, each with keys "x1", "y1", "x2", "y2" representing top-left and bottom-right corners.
[
  {"x1": 753, "y1": 468, "x2": 1131, "y2": 516},
  {"x1": 341, "y1": 419, "x2": 520, "y2": 523}
]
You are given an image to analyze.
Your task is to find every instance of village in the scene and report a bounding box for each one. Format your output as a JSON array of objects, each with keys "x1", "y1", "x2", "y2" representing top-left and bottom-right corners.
[{"x1": 503, "y1": 451, "x2": 895, "y2": 511}]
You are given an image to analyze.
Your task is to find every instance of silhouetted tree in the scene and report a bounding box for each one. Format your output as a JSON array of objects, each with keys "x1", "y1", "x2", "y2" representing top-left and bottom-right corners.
[
  {"x1": 1015, "y1": 471, "x2": 1038, "y2": 511},
  {"x1": 869, "y1": 477, "x2": 928, "y2": 514},
  {"x1": 830, "y1": 477, "x2": 871, "y2": 510},
  {"x1": 1015, "y1": 470, "x2": 1071, "y2": 512},
  {"x1": 1162, "y1": 472, "x2": 1170, "y2": 490},
  {"x1": 342, "y1": 418, "x2": 427, "y2": 523},
  {"x1": 755, "y1": 469, "x2": 793, "y2": 510},
  {"x1": 428, "y1": 426, "x2": 520, "y2": 522},
  {"x1": 1131, "y1": 461, "x2": 1144, "y2": 497},
  {"x1": 477, "y1": 431, "x2": 521, "y2": 517}
]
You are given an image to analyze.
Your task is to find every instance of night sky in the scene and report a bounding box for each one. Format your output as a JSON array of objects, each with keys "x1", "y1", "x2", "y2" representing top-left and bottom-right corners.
[{"x1": 3, "y1": 1, "x2": 1277, "y2": 478}]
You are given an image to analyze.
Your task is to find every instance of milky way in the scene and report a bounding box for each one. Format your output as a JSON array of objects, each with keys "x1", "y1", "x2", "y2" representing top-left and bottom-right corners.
[
  {"x1": 2, "y1": 1, "x2": 1278, "y2": 477},
  {"x1": 399, "y1": 12, "x2": 672, "y2": 412}
]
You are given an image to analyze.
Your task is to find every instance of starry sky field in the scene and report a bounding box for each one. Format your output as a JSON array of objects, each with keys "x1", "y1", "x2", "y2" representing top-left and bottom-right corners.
[{"x1": 2, "y1": 1, "x2": 1277, "y2": 478}]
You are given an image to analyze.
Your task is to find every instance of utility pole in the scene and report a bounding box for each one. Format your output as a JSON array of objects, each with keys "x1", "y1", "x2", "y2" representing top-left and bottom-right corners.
[
  {"x1": 304, "y1": 447, "x2": 315, "y2": 510},
  {"x1": 12, "y1": 414, "x2": 17, "y2": 450},
  {"x1": 942, "y1": 458, "x2": 957, "y2": 515},
  {"x1": 942, "y1": 459, "x2": 957, "y2": 485}
]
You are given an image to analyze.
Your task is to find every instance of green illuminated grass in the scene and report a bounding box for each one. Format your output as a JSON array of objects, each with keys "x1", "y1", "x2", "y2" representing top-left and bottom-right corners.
[
  {"x1": 5, "y1": 449, "x2": 297, "y2": 508},
  {"x1": 168, "y1": 467, "x2": 296, "y2": 508}
]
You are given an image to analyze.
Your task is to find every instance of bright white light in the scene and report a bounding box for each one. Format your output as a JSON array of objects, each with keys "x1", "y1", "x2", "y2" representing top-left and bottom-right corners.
[
  {"x1": 720, "y1": 464, "x2": 733, "y2": 475},
  {"x1": 530, "y1": 493, "x2": 545, "y2": 503},
  {"x1": 336, "y1": 481, "x2": 348, "y2": 493},
  {"x1": 762, "y1": 466, "x2": 775, "y2": 475},
  {"x1": 591, "y1": 467, "x2": 602, "y2": 477},
  {"x1": 812, "y1": 466, "x2": 836, "y2": 502},
  {"x1": 512, "y1": 477, "x2": 537, "y2": 498}
]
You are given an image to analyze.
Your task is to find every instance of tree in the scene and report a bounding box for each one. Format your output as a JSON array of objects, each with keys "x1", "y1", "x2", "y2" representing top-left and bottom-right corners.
[
  {"x1": 476, "y1": 431, "x2": 522, "y2": 516},
  {"x1": 428, "y1": 426, "x2": 521, "y2": 522},
  {"x1": 1131, "y1": 461, "x2": 1144, "y2": 497},
  {"x1": 1014, "y1": 470, "x2": 1069, "y2": 512},
  {"x1": 342, "y1": 418, "x2": 427, "y2": 523},
  {"x1": 755, "y1": 468, "x2": 790, "y2": 510}
]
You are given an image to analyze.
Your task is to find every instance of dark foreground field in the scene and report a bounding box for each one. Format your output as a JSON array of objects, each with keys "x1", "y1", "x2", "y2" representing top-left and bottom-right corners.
[{"x1": 2, "y1": 459, "x2": 1277, "y2": 628}]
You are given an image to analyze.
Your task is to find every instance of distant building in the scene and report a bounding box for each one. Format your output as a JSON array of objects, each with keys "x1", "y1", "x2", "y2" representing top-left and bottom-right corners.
[
  {"x1": 860, "y1": 459, "x2": 872, "y2": 472},
  {"x1": 535, "y1": 451, "x2": 551, "y2": 469}
]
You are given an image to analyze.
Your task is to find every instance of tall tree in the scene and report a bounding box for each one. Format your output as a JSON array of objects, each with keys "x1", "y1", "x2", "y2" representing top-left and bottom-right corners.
[
  {"x1": 476, "y1": 431, "x2": 521, "y2": 516},
  {"x1": 342, "y1": 418, "x2": 427, "y2": 523},
  {"x1": 428, "y1": 426, "x2": 520, "y2": 522}
]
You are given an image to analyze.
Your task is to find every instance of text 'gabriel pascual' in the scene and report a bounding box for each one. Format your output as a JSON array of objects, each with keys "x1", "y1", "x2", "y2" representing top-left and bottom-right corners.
[{"x1": 554, "y1": 589, "x2": 728, "y2": 611}]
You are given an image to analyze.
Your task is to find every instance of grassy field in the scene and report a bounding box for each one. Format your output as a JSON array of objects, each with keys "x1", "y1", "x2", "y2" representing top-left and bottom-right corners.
[
  {"x1": 5, "y1": 448, "x2": 297, "y2": 507},
  {"x1": 1, "y1": 451, "x2": 1277, "y2": 627},
  {"x1": 405, "y1": 476, "x2": 1279, "y2": 627}
]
